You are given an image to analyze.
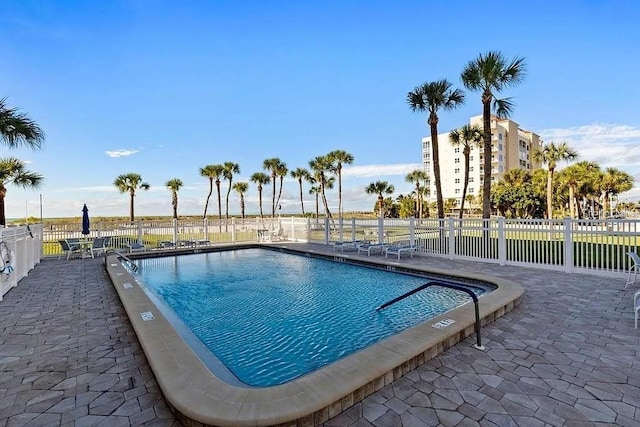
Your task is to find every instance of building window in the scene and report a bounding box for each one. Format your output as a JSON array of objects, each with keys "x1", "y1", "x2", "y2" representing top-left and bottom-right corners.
[
  {"x1": 498, "y1": 154, "x2": 503, "y2": 162},
  {"x1": 498, "y1": 133, "x2": 503, "y2": 140},
  {"x1": 469, "y1": 156, "x2": 474, "y2": 161},
  {"x1": 454, "y1": 147, "x2": 460, "y2": 153},
  {"x1": 454, "y1": 168, "x2": 460, "y2": 173},
  {"x1": 469, "y1": 177, "x2": 474, "y2": 182},
  {"x1": 454, "y1": 188, "x2": 460, "y2": 194},
  {"x1": 423, "y1": 153, "x2": 430, "y2": 160},
  {"x1": 499, "y1": 165, "x2": 504, "y2": 172},
  {"x1": 454, "y1": 178, "x2": 460, "y2": 184},
  {"x1": 425, "y1": 162, "x2": 431, "y2": 169},
  {"x1": 454, "y1": 158, "x2": 460, "y2": 163},
  {"x1": 469, "y1": 188, "x2": 474, "y2": 193},
  {"x1": 499, "y1": 143, "x2": 503, "y2": 151}
]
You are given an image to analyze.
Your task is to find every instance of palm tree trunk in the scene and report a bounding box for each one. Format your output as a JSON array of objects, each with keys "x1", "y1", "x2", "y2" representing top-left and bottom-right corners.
[
  {"x1": 0, "y1": 192, "x2": 6, "y2": 226},
  {"x1": 129, "y1": 190, "x2": 135, "y2": 222},
  {"x1": 377, "y1": 195, "x2": 384, "y2": 218},
  {"x1": 429, "y1": 115, "x2": 444, "y2": 218},
  {"x1": 460, "y1": 151, "x2": 470, "y2": 219},
  {"x1": 240, "y1": 194, "x2": 245, "y2": 218},
  {"x1": 546, "y1": 169, "x2": 554, "y2": 219},
  {"x1": 569, "y1": 185, "x2": 576, "y2": 219},
  {"x1": 271, "y1": 174, "x2": 276, "y2": 217},
  {"x1": 481, "y1": 96, "x2": 492, "y2": 219},
  {"x1": 216, "y1": 181, "x2": 222, "y2": 232},
  {"x1": 258, "y1": 187, "x2": 264, "y2": 218},
  {"x1": 298, "y1": 180, "x2": 305, "y2": 215},
  {"x1": 172, "y1": 192, "x2": 178, "y2": 219},
  {"x1": 338, "y1": 169, "x2": 342, "y2": 218},
  {"x1": 225, "y1": 180, "x2": 232, "y2": 232},
  {"x1": 203, "y1": 180, "x2": 213, "y2": 219},
  {"x1": 275, "y1": 176, "x2": 284, "y2": 215}
]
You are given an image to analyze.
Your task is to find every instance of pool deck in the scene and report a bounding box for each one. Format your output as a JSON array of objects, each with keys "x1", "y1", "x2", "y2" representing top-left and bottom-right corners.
[{"x1": 1, "y1": 244, "x2": 639, "y2": 426}]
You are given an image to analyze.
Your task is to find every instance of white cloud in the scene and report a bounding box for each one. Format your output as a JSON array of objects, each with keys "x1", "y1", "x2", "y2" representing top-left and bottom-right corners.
[
  {"x1": 342, "y1": 163, "x2": 422, "y2": 178},
  {"x1": 105, "y1": 149, "x2": 140, "y2": 158}
]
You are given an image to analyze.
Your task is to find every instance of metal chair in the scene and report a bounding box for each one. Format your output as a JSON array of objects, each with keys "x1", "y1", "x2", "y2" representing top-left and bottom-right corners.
[
  {"x1": 58, "y1": 239, "x2": 82, "y2": 260},
  {"x1": 626, "y1": 251, "x2": 639, "y2": 289}
]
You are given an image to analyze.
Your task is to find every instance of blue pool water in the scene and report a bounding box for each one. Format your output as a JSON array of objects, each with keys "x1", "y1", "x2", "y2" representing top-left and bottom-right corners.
[{"x1": 132, "y1": 248, "x2": 487, "y2": 387}]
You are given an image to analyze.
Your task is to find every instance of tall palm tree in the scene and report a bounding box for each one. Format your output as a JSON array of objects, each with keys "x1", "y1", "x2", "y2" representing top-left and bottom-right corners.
[
  {"x1": 263, "y1": 158, "x2": 286, "y2": 217},
  {"x1": 407, "y1": 80, "x2": 465, "y2": 218},
  {"x1": 113, "y1": 173, "x2": 150, "y2": 222},
  {"x1": 274, "y1": 162, "x2": 288, "y2": 216},
  {"x1": 250, "y1": 172, "x2": 271, "y2": 218},
  {"x1": 232, "y1": 182, "x2": 249, "y2": 219},
  {"x1": 222, "y1": 161, "x2": 240, "y2": 223},
  {"x1": 199, "y1": 164, "x2": 224, "y2": 220},
  {"x1": 599, "y1": 167, "x2": 634, "y2": 216},
  {"x1": 405, "y1": 170, "x2": 428, "y2": 218},
  {"x1": 365, "y1": 181, "x2": 395, "y2": 218},
  {"x1": 309, "y1": 155, "x2": 334, "y2": 220},
  {"x1": 449, "y1": 124, "x2": 483, "y2": 219},
  {"x1": 290, "y1": 168, "x2": 311, "y2": 215},
  {"x1": 532, "y1": 141, "x2": 578, "y2": 219},
  {"x1": 0, "y1": 157, "x2": 43, "y2": 226},
  {"x1": 309, "y1": 183, "x2": 321, "y2": 220},
  {"x1": 0, "y1": 98, "x2": 45, "y2": 150},
  {"x1": 327, "y1": 150, "x2": 354, "y2": 218},
  {"x1": 461, "y1": 51, "x2": 526, "y2": 218},
  {"x1": 165, "y1": 178, "x2": 183, "y2": 219}
]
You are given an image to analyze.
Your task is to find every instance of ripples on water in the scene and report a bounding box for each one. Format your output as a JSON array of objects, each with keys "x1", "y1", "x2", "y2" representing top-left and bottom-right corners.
[{"x1": 134, "y1": 249, "x2": 484, "y2": 387}]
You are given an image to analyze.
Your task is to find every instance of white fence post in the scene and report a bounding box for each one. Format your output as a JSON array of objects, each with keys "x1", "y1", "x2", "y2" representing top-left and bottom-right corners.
[
  {"x1": 498, "y1": 217, "x2": 506, "y2": 265},
  {"x1": 563, "y1": 218, "x2": 573, "y2": 273},
  {"x1": 378, "y1": 217, "x2": 384, "y2": 244},
  {"x1": 409, "y1": 217, "x2": 415, "y2": 247},
  {"x1": 203, "y1": 218, "x2": 209, "y2": 242},
  {"x1": 306, "y1": 217, "x2": 311, "y2": 242},
  {"x1": 324, "y1": 218, "x2": 330, "y2": 244},
  {"x1": 351, "y1": 218, "x2": 356, "y2": 242},
  {"x1": 448, "y1": 218, "x2": 455, "y2": 259},
  {"x1": 231, "y1": 218, "x2": 236, "y2": 243},
  {"x1": 338, "y1": 217, "x2": 344, "y2": 242},
  {"x1": 137, "y1": 221, "x2": 143, "y2": 244}
]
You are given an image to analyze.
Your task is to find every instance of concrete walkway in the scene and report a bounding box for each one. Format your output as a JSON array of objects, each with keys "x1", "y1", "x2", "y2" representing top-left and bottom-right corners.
[{"x1": 1, "y1": 250, "x2": 639, "y2": 426}]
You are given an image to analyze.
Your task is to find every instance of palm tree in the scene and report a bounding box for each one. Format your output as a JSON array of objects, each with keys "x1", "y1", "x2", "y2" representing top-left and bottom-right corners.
[
  {"x1": 232, "y1": 182, "x2": 249, "y2": 219},
  {"x1": 532, "y1": 141, "x2": 578, "y2": 219},
  {"x1": 290, "y1": 168, "x2": 311, "y2": 215},
  {"x1": 599, "y1": 167, "x2": 634, "y2": 217},
  {"x1": 327, "y1": 150, "x2": 354, "y2": 218},
  {"x1": 165, "y1": 178, "x2": 183, "y2": 219},
  {"x1": 113, "y1": 173, "x2": 150, "y2": 222},
  {"x1": 309, "y1": 183, "x2": 321, "y2": 220},
  {"x1": 557, "y1": 161, "x2": 599, "y2": 219},
  {"x1": 309, "y1": 155, "x2": 334, "y2": 221},
  {"x1": 365, "y1": 181, "x2": 394, "y2": 218},
  {"x1": 407, "y1": 80, "x2": 465, "y2": 218},
  {"x1": 405, "y1": 170, "x2": 427, "y2": 218},
  {"x1": 274, "y1": 162, "x2": 288, "y2": 216},
  {"x1": 199, "y1": 164, "x2": 224, "y2": 221},
  {"x1": 461, "y1": 51, "x2": 526, "y2": 218},
  {"x1": 250, "y1": 172, "x2": 271, "y2": 218},
  {"x1": 0, "y1": 98, "x2": 45, "y2": 150},
  {"x1": 449, "y1": 124, "x2": 483, "y2": 219},
  {"x1": 0, "y1": 157, "x2": 43, "y2": 226},
  {"x1": 222, "y1": 161, "x2": 240, "y2": 224},
  {"x1": 263, "y1": 157, "x2": 286, "y2": 217}
]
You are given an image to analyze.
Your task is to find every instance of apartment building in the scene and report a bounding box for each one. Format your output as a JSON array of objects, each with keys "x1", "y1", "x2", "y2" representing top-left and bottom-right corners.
[{"x1": 421, "y1": 115, "x2": 543, "y2": 210}]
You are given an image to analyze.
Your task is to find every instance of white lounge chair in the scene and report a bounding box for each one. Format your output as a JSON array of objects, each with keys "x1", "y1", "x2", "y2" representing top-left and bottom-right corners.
[
  {"x1": 385, "y1": 244, "x2": 418, "y2": 259},
  {"x1": 635, "y1": 291, "x2": 640, "y2": 329},
  {"x1": 357, "y1": 243, "x2": 387, "y2": 256},
  {"x1": 89, "y1": 237, "x2": 107, "y2": 258},
  {"x1": 626, "y1": 251, "x2": 639, "y2": 289},
  {"x1": 333, "y1": 240, "x2": 368, "y2": 252}
]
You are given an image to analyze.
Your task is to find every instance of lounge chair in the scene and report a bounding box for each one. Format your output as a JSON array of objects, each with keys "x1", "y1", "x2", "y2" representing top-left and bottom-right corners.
[
  {"x1": 385, "y1": 244, "x2": 418, "y2": 259},
  {"x1": 333, "y1": 240, "x2": 368, "y2": 252},
  {"x1": 635, "y1": 291, "x2": 640, "y2": 329},
  {"x1": 626, "y1": 251, "x2": 640, "y2": 289},
  {"x1": 158, "y1": 241, "x2": 176, "y2": 249},
  {"x1": 127, "y1": 242, "x2": 147, "y2": 253},
  {"x1": 89, "y1": 237, "x2": 107, "y2": 258},
  {"x1": 357, "y1": 243, "x2": 387, "y2": 256},
  {"x1": 58, "y1": 239, "x2": 82, "y2": 260}
]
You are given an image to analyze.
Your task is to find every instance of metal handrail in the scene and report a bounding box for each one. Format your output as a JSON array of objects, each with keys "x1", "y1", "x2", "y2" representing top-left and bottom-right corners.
[
  {"x1": 377, "y1": 280, "x2": 485, "y2": 350},
  {"x1": 106, "y1": 249, "x2": 139, "y2": 272}
]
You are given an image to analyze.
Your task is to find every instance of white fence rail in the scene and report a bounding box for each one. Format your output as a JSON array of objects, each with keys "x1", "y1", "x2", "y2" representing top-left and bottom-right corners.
[
  {"x1": 318, "y1": 217, "x2": 640, "y2": 277},
  {"x1": 0, "y1": 224, "x2": 42, "y2": 300}
]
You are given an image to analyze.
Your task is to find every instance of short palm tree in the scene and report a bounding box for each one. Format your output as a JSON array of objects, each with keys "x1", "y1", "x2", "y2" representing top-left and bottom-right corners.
[
  {"x1": 327, "y1": 150, "x2": 354, "y2": 218},
  {"x1": 290, "y1": 168, "x2": 311, "y2": 215},
  {"x1": 309, "y1": 155, "x2": 334, "y2": 220},
  {"x1": 461, "y1": 51, "x2": 526, "y2": 218},
  {"x1": 365, "y1": 181, "x2": 394, "y2": 218},
  {"x1": 0, "y1": 98, "x2": 45, "y2": 150},
  {"x1": 199, "y1": 164, "x2": 224, "y2": 220},
  {"x1": 222, "y1": 161, "x2": 240, "y2": 223},
  {"x1": 250, "y1": 172, "x2": 271, "y2": 218},
  {"x1": 0, "y1": 157, "x2": 43, "y2": 226},
  {"x1": 232, "y1": 182, "x2": 249, "y2": 219},
  {"x1": 532, "y1": 141, "x2": 578, "y2": 219},
  {"x1": 599, "y1": 167, "x2": 634, "y2": 216},
  {"x1": 407, "y1": 80, "x2": 465, "y2": 218},
  {"x1": 405, "y1": 170, "x2": 427, "y2": 218},
  {"x1": 113, "y1": 173, "x2": 150, "y2": 222},
  {"x1": 449, "y1": 124, "x2": 483, "y2": 219},
  {"x1": 165, "y1": 178, "x2": 183, "y2": 219}
]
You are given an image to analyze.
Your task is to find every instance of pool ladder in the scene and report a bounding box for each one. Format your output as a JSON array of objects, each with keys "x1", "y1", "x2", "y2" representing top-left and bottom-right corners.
[
  {"x1": 377, "y1": 280, "x2": 484, "y2": 350},
  {"x1": 105, "y1": 249, "x2": 139, "y2": 272}
]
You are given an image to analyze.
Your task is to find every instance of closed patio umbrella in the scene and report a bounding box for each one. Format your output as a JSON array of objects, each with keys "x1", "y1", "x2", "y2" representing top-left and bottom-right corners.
[{"x1": 81, "y1": 204, "x2": 90, "y2": 235}]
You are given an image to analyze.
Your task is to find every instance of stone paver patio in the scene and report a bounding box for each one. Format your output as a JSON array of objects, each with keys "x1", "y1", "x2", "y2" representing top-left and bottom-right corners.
[{"x1": 0, "y1": 247, "x2": 639, "y2": 426}]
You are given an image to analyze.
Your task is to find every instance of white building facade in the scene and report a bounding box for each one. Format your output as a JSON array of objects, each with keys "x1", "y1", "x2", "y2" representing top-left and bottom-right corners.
[{"x1": 421, "y1": 115, "x2": 543, "y2": 212}]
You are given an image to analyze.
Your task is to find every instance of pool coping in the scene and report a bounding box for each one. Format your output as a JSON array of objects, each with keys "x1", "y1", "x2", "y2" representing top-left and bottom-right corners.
[{"x1": 105, "y1": 243, "x2": 524, "y2": 427}]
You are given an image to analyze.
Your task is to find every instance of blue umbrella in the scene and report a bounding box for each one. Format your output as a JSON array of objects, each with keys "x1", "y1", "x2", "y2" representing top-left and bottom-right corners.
[{"x1": 81, "y1": 204, "x2": 90, "y2": 235}]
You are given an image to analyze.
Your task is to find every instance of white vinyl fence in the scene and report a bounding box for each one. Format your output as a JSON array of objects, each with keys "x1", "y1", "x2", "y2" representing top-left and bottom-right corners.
[
  {"x1": 0, "y1": 224, "x2": 42, "y2": 300},
  {"x1": 312, "y1": 217, "x2": 639, "y2": 277}
]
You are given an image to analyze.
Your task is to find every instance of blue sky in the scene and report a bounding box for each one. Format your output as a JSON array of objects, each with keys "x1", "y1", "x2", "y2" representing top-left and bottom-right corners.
[{"x1": 1, "y1": 0, "x2": 639, "y2": 219}]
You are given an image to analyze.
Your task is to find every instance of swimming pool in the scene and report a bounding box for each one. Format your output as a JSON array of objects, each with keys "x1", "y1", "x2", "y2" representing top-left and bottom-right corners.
[
  {"x1": 131, "y1": 248, "x2": 489, "y2": 387},
  {"x1": 106, "y1": 243, "x2": 523, "y2": 426}
]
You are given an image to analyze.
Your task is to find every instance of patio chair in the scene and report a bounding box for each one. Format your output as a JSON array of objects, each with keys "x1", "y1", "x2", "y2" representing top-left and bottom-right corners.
[
  {"x1": 158, "y1": 241, "x2": 176, "y2": 249},
  {"x1": 385, "y1": 244, "x2": 418, "y2": 259},
  {"x1": 89, "y1": 237, "x2": 107, "y2": 258},
  {"x1": 626, "y1": 251, "x2": 640, "y2": 289},
  {"x1": 357, "y1": 243, "x2": 388, "y2": 256},
  {"x1": 127, "y1": 242, "x2": 147, "y2": 253},
  {"x1": 333, "y1": 240, "x2": 368, "y2": 252},
  {"x1": 58, "y1": 239, "x2": 82, "y2": 260}
]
